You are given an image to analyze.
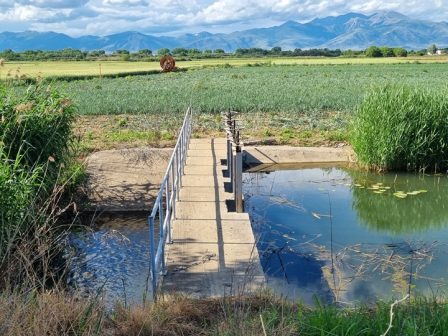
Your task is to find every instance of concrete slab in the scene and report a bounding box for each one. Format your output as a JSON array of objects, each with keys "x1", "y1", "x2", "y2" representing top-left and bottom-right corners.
[
  {"x1": 175, "y1": 201, "x2": 250, "y2": 220},
  {"x1": 182, "y1": 175, "x2": 227, "y2": 187},
  {"x1": 179, "y1": 187, "x2": 231, "y2": 201},
  {"x1": 188, "y1": 149, "x2": 227, "y2": 157},
  {"x1": 186, "y1": 156, "x2": 223, "y2": 166},
  {"x1": 244, "y1": 146, "x2": 353, "y2": 166},
  {"x1": 190, "y1": 138, "x2": 227, "y2": 144},
  {"x1": 171, "y1": 219, "x2": 257, "y2": 244},
  {"x1": 189, "y1": 143, "x2": 227, "y2": 150},
  {"x1": 184, "y1": 165, "x2": 227, "y2": 176}
]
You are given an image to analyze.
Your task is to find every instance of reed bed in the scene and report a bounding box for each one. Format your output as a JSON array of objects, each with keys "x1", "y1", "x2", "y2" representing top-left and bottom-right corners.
[{"x1": 351, "y1": 85, "x2": 448, "y2": 171}]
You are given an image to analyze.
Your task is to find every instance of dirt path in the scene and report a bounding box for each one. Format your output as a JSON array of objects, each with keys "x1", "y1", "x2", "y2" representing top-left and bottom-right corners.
[{"x1": 83, "y1": 148, "x2": 171, "y2": 211}]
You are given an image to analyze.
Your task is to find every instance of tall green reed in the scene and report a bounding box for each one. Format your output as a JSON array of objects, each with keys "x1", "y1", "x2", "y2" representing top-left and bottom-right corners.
[
  {"x1": 0, "y1": 81, "x2": 78, "y2": 286},
  {"x1": 351, "y1": 85, "x2": 448, "y2": 171}
]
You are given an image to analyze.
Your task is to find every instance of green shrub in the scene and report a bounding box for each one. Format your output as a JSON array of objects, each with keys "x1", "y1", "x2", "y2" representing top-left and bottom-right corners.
[
  {"x1": 365, "y1": 46, "x2": 382, "y2": 57},
  {"x1": 351, "y1": 85, "x2": 448, "y2": 171},
  {"x1": 0, "y1": 83, "x2": 77, "y2": 263},
  {"x1": 0, "y1": 83, "x2": 76, "y2": 185},
  {"x1": 0, "y1": 153, "x2": 41, "y2": 259}
]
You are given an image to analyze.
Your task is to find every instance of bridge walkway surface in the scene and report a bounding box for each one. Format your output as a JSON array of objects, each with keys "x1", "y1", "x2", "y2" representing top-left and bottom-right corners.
[{"x1": 162, "y1": 138, "x2": 265, "y2": 297}]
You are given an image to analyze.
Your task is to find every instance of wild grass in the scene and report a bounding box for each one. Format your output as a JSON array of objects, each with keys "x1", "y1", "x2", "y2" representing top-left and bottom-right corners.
[
  {"x1": 351, "y1": 85, "x2": 448, "y2": 171},
  {"x1": 3, "y1": 291, "x2": 448, "y2": 335},
  {"x1": 0, "y1": 290, "x2": 105, "y2": 335}
]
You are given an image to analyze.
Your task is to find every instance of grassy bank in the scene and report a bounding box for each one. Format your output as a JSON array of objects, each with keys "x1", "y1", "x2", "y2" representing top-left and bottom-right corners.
[
  {"x1": 75, "y1": 113, "x2": 348, "y2": 153},
  {"x1": 2, "y1": 291, "x2": 448, "y2": 335}
]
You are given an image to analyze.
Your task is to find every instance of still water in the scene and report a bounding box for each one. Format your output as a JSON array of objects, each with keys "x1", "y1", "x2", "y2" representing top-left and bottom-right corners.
[
  {"x1": 243, "y1": 167, "x2": 448, "y2": 304},
  {"x1": 66, "y1": 212, "x2": 153, "y2": 306}
]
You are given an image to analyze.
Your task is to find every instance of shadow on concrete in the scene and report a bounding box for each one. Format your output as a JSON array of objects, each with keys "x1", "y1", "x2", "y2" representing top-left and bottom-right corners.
[
  {"x1": 84, "y1": 148, "x2": 171, "y2": 211},
  {"x1": 212, "y1": 138, "x2": 227, "y2": 271},
  {"x1": 85, "y1": 180, "x2": 159, "y2": 211}
]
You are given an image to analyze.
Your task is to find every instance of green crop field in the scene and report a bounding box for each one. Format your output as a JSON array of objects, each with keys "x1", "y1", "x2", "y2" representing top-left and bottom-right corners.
[
  {"x1": 58, "y1": 63, "x2": 448, "y2": 117},
  {"x1": 1, "y1": 56, "x2": 447, "y2": 79}
]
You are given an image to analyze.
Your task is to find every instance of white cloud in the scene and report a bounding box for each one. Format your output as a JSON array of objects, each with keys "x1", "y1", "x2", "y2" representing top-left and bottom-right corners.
[{"x1": 1, "y1": 0, "x2": 447, "y2": 36}]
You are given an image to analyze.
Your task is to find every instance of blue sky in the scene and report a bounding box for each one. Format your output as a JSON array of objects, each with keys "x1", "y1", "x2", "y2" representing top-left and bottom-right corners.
[{"x1": 0, "y1": 0, "x2": 446, "y2": 36}]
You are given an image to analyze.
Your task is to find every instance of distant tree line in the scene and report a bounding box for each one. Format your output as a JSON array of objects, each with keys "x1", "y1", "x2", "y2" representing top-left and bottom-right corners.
[
  {"x1": 0, "y1": 45, "x2": 446, "y2": 62},
  {"x1": 364, "y1": 46, "x2": 408, "y2": 57},
  {"x1": 234, "y1": 47, "x2": 343, "y2": 57}
]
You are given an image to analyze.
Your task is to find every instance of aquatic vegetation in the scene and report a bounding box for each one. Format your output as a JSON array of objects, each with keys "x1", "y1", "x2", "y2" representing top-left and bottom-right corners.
[
  {"x1": 351, "y1": 85, "x2": 448, "y2": 171},
  {"x1": 349, "y1": 171, "x2": 448, "y2": 234}
]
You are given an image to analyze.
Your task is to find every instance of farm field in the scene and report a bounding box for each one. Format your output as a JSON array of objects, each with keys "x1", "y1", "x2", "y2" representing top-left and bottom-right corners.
[
  {"x1": 60, "y1": 62, "x2": 448, "y2": 151},
  {"x1": 1, "y1": 55, "x2": 448, "y2": 79},
  {"x1": 58, "y1": 62, "x2": 448, "y2": 115}
]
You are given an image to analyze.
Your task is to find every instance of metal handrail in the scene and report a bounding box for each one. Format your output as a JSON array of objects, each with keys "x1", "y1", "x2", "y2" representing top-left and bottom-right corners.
[
  {"x1": 223, "y1": 110, "x2": 244, "y2": 212},
  {"x1": 148, "y1": 107, "x2": 193, "y2": 298}
]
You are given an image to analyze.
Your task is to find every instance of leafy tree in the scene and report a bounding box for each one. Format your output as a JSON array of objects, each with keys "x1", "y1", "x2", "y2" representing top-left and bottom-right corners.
[
  {"x1": 365, "y1": 46, "x2": 382, "y2": 57},
  {"x1": 428, "y1": 44, "x2": 437, "y2": 55},
  {"x1": 172, "y1": 48, "x2": 188, "y2": 56},
  {"x1": 271, "y1": 46, "x2": 282, "y2": 54},
  {"x1": 214, "y1": 49, "x2": 225, "y2": 54},
  {"x1": 115, "y1": 49, "x2": 130, "y2": 55},
  {"x1": 393, "y1": 48, "x2": 408, "y2": 57},
  {"x1": 138, "y1": 49, "x2": 152, "y2": 56},
  {"x1": 89, "y1": 50, "x2": 106, "y2": 57},
  {"x1": 157, "y1": 48, "x2": 170, "y2": 56},
  {"x1": 188, "y1": 48, "x2": 202, "y2": 56},
  {"x1": 380, "y1": 46, "x2": 394, "y2": 57}
]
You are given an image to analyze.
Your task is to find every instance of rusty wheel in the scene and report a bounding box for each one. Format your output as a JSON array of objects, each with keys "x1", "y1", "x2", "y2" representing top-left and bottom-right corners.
[{"x1": 160, "y1": 55, "x2": 176, "y2": 72}]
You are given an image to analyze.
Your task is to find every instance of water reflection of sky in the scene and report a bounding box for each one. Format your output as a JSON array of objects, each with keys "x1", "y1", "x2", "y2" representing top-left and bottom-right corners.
[
  {"x1": 243, "y1": 168, "x2": 448, "y2": 305},
  {"x1": 66, "y1": 213, "x2": 152, "y2": 307}
]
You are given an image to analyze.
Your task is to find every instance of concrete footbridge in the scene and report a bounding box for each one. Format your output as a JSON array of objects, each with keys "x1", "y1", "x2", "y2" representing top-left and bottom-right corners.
[{"x1": 148, "y1": 109, "x2": 264, "y2": 299}]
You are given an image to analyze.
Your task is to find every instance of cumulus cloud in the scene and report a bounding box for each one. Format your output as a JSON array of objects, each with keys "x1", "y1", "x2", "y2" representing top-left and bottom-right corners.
[{"x1": 0, "y1": 0, "x2": 447, "y2": 36}]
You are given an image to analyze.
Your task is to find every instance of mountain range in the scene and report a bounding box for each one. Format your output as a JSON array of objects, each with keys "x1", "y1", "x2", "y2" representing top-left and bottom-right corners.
[{"x1": 0, "y1": 11, "x2": 447, "y2": 52}]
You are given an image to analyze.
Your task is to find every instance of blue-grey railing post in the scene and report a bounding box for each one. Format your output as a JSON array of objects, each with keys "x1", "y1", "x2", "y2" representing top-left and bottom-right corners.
[
  {"x1": 148, "y1": 215, "x2": 157, "y2": 299},
  {"x1": 180, "y1": 131, "x2": 184, "y2": 177},
  {"x1": 176, "y1": 145, "x2": 181, "y2": 198},
  {"x1": 235, "y1": 139, "x2": 243, "y2": 213},
  {"x1": 171, "y1": 162, "x2": 176, "y2": 222},
  {"x1": 227, "y1": 138, "x2": 232, "y2": 187},
  {"x1": 166, "y1": 175, "x2": 172, "y2": 243},
  {"x1": 225, "y1": 110, "x2": 233, "y2": 191},
  {"x1": 159, "y1": 195, "x2": 166, "y2": 274}
]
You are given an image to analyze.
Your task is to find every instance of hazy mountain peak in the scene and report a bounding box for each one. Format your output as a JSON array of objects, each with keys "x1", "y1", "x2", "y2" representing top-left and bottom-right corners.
[
  {"x1": 310, "y1": 12, "x2": 368, "y2": 26},
  {"x1": 0, "y1": 11, "x2": 447, "y2": 52},
  {"x1": 280, "y1": 20, "x2": 302, "y2": 28},
  {"x1": 368, "y1": 11, "x2": 409, "y2": 25}
]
